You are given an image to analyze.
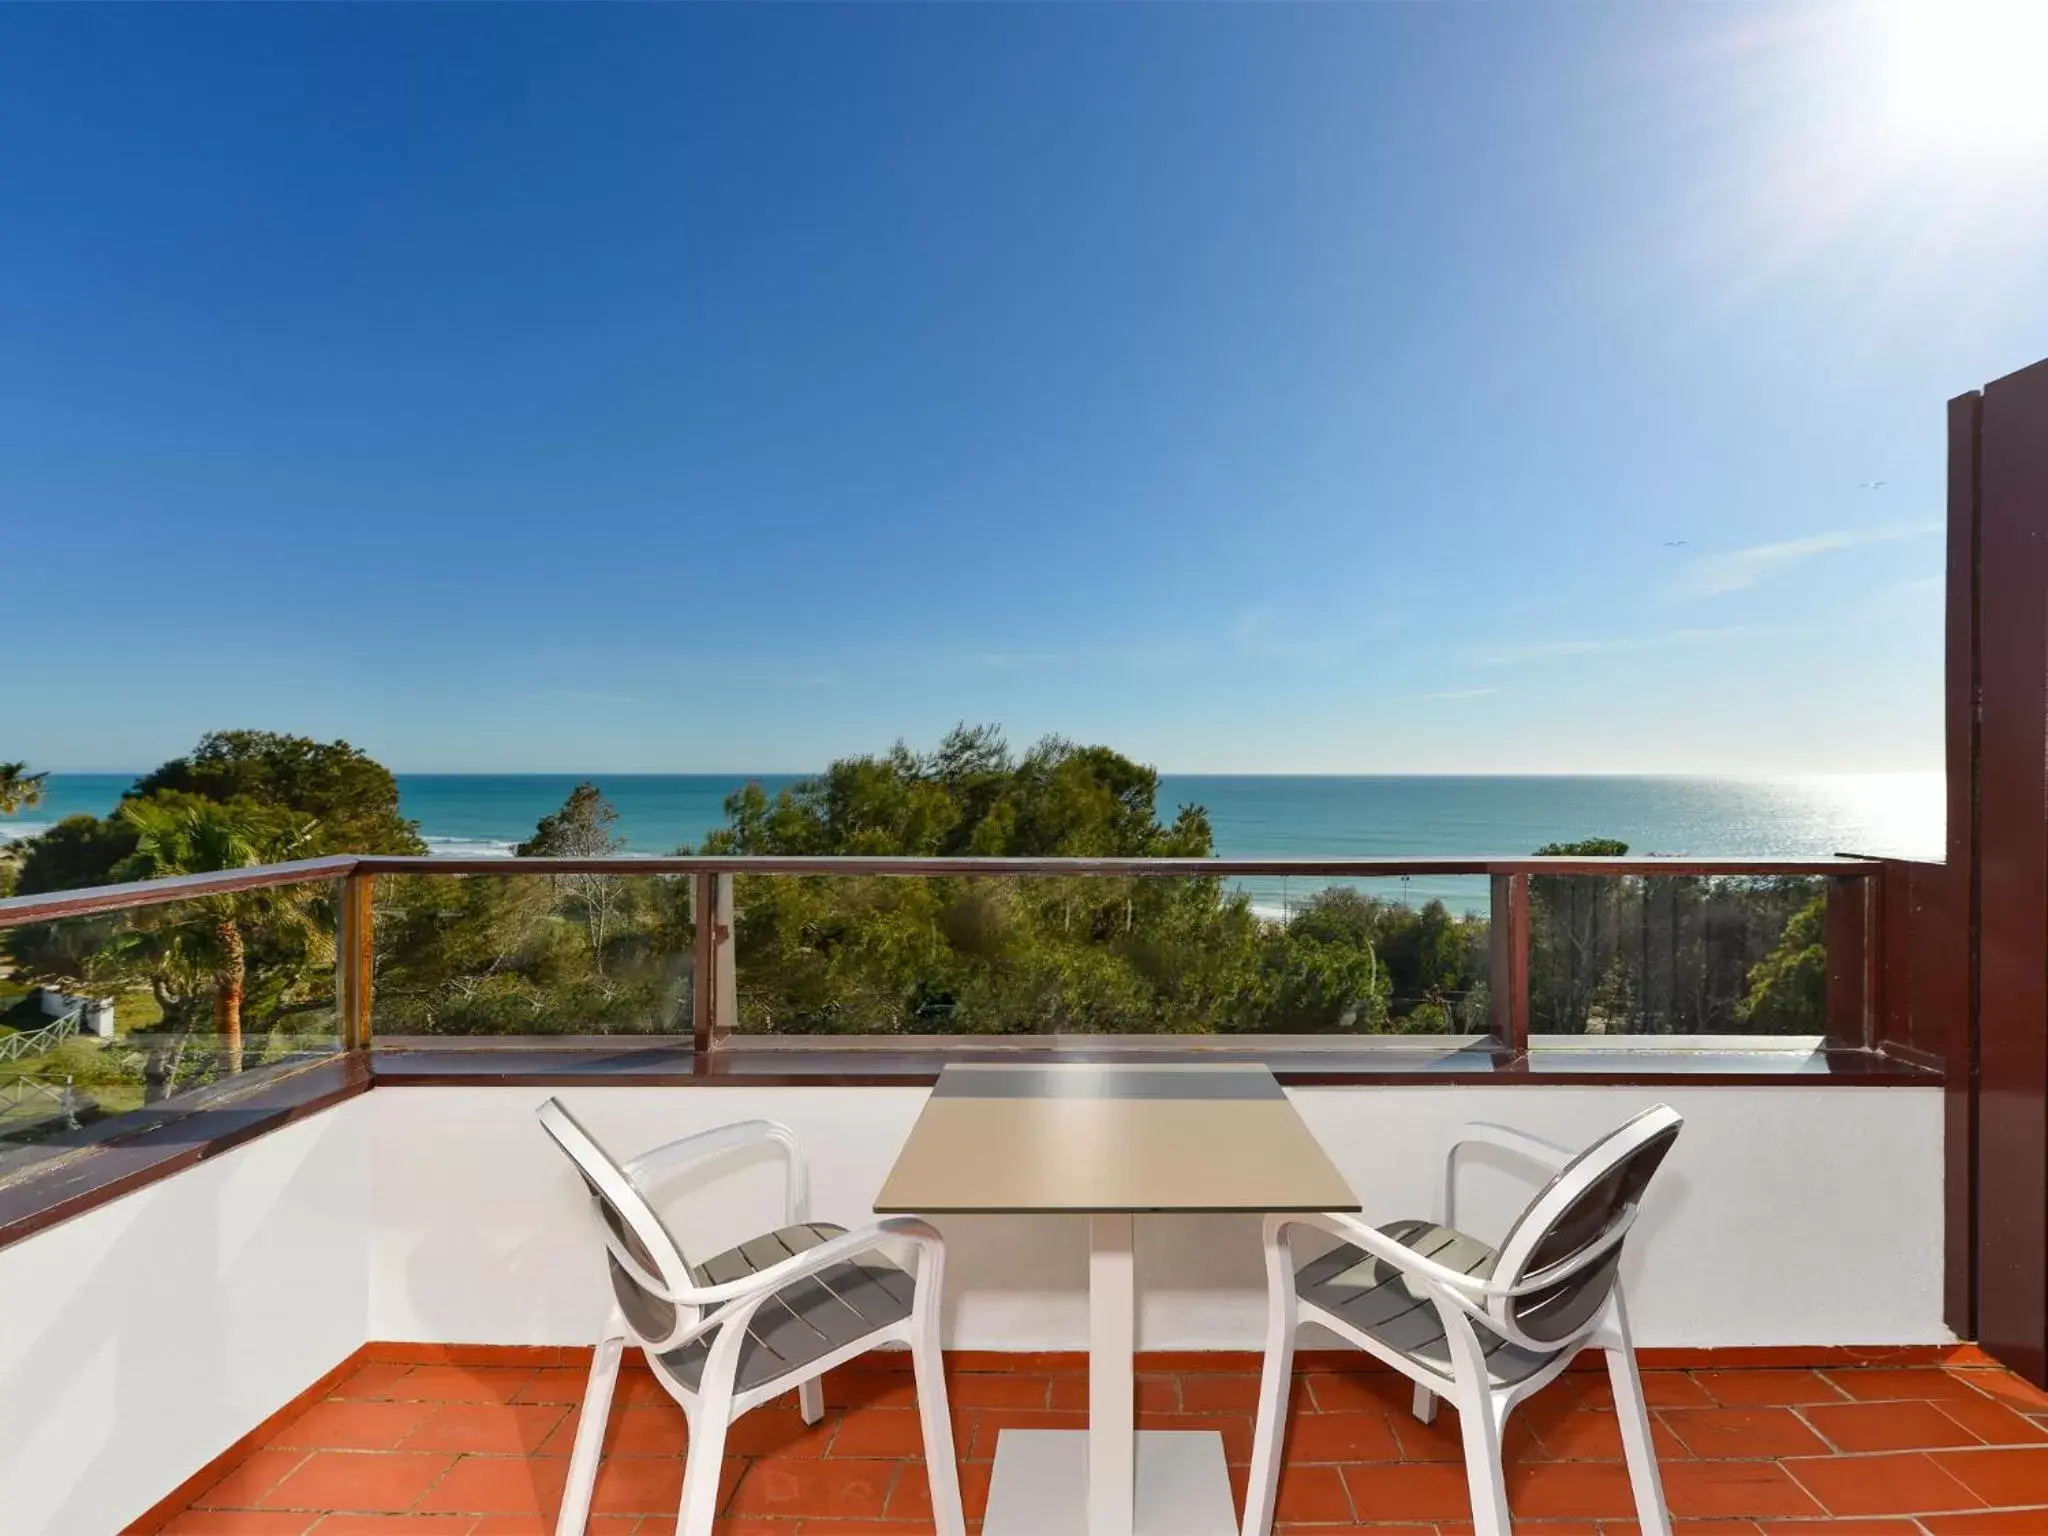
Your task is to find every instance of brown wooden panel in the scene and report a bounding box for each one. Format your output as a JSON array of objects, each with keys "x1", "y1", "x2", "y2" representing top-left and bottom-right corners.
[
  {"x1": 1945, "y1": 389, "x2": 1984, "y2": 1342},
  {"x1": 1489, "y1": 872, "x2": 1531, "y2": 1056},
  {"x1": 1974, "y1": 359, "x2": 2048, "y2": 1386}
]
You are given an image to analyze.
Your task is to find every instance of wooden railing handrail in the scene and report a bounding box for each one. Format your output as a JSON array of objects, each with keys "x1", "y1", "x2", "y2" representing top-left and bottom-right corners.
[
  {"x1": 0, "y1": 850, "x2": 1887, "y2": 928},
  {"x1": 0, "y1": 855, "x2": 361, "y2": 927}
]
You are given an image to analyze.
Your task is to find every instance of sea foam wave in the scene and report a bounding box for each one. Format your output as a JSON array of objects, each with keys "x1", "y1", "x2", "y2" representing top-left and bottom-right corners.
[{"x1": 423, "y1": 836, "x2": 520, "y2": 858}]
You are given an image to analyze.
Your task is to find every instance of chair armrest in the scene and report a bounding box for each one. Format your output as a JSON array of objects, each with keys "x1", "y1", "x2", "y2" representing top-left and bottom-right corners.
[
  {"x1": 622, "y1": 1119, "x2": 810, "y2": 1227},
  {"x1": 1442, "y1": 1121, "x2": 1575, "y2": 1230},
  {"x1": 1271, "y1": 1211, "x2": 1494, "y2": 1309}
]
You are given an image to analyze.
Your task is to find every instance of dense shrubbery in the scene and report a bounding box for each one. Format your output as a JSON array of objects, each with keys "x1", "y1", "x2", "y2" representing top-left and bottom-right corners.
[{"x1": 3, "y1": 727, "x2": 1826, "y2": 1067}]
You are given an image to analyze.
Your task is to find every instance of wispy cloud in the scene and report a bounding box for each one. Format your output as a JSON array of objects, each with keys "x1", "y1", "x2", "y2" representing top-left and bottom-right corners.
[
  {"x1": 1411, "y1": 687, "x2": 1498, "y2": 701},
  {"x1": 1476, "y1": 625, "x2": 1752, "y2": 667},
  {"x1": 1671, "y1": 524, "x2": 1941, "y2": 599}
]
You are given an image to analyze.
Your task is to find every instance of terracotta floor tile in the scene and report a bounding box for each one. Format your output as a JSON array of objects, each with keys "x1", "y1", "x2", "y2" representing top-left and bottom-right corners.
[
  {"x1": 880, "y1": 1455, "x2": 991, "y2": 1522},
  {"x1": 1950, "y1": 1369, "x2": 2048, "y2": 1413},
  {"x1": 538, "y1": 1401, "x2": 693, "y2": 1459},
  {"x1": 256, "y1": 1453, "x2": 459, "y2": 1514},
  {"x1": 1571, "y1": 1372, "x2": 1718, "y2": 1411},
  {"x1": 824, "y1": 1409, "x2": 928, "y2": 1459},
  {"x1": 1339, "y1": 1460, "x2": 1471, "y2": 1522},
  {"x1": 1179, "y1": 1373, "x2": 1264, "y2": 1413},
  {"x1": 1936, "y1": 1392, "x2": 2048, "y2": 1446},
  {"x1": 1825, "y1": 1368, "x2": 1990, "y2": 1403},
  {"x1": 413, "y1": 1456, "x2": 571, "y2": 1516},
  {"x1": 1501, "y1": 1459, "x2": 1638, "y2": 1519},
  {"x1": 1803, "y1": 1399, "x2": 1985, "y2": 1454},
  {"x1": 1306, "y1": 1369, "x2": 1411, "y2": 1415},
  {"x1": 1281, "y1": 1409, "x2": 1402, "y2": 1464},
  {"x1": 192, "y1": 1450, "x2": 313, "y2": 1509},
  {"x1": 327, "y1": 1364, "x2": 417, "y2": 1403},
  {"x1": 1694, "y1": 1371, "x2": 1850, "y2": 1408},
  {"x1": 1518, "y1": 1404, "x2": 1688, "y2": 1464},
  {"x1": 960, "y1": 1406, "x2": 1087, "y2": 1459},
  {"x1": 385, "y1": 1367, "x2": 537, "y2": 1405},
  {"x1": 146, "y1": 1354, "x2": 2048, "y2": 1536},
  {"x1": 1658, "y1": 1407, "x2": 1831, "y2": 1460},
  {"x1": 1658, "y1": 1459, "x2": 1827, "y2": 1519},
  {"x1": 1927, "y1": 1445, "x2": 2048, "y2": 1507},
  {"x1": 724, "y1": 1407, "x2": 833, "y2": 1460},
  {"x1": 1782, "y1": 1450, "x2": 1984, "y2": 1516},
  {"x1": 948, "y1": 1372, "x2": 1052, "y2": 1410},
  {"x1": 271, "y1": 1402, "x2": 440, "y2": 1453},
  {"x1": 509, "y1": 1367, "x2": 592, "y2": 1406},
  {"x1": 588, "y1": 1454, "x2": 690, "y2": 1516},
  {"x1": 725, "y1": 1459, "x2": 894, "y2": 1521},
  {"x1": 398, "y1": 1403, "x2": 571, "y2": 1456},
  {"x1": 1921, "y1": 1511, "x2": 2048, "y2": 1533}
]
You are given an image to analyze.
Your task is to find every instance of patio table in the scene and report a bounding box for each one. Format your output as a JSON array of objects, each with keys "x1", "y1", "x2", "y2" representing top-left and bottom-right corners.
[{"x1": 875, "y1": 1061, "x2": 1360, "y2": 1536}]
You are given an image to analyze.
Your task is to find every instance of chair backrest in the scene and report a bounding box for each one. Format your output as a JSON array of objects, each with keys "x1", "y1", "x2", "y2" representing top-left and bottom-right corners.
[
  {"x1": 1486, "y1": 1104, "x2": 1682, "y2": 1348},
  {"x1": 536, "y1": 1097, "x2": 696, "y2": 1347}
]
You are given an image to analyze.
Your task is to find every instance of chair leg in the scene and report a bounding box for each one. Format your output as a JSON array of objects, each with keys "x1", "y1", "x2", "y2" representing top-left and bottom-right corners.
[
  {"x1": 1454, "y1": 1389, "x2": 1512, "y2": 1536},
  {"x1": 556, "y1": 1319, "x2": 625, "y2": 1536},
  {"x1": 1241, "y1": 1220, "x2": 1298, "y2": 1536},
  {"x1": 910, "y1": 1246, "x2": 966, "y2": 1536},
  {"x1": 1604, "y1": 1295, "x2": 1672, "y2": 1534},
  {"x1": 1411, "y1": 1381, "x2": 1440, "y2": 1425},
  {"x1": 797, "y1": 1377, "x2": 825, "y2": 1425},
  {"x1": 676, "y1": 1389, "x2": 734, "y2": 1536}
]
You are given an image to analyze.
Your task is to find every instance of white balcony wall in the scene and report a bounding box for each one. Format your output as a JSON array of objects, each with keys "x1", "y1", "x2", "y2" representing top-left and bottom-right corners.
[
  {"x1": 366, "y1": 1083, "x2": 1949, "y2": 1353},
  {"x1": 0, "y1": 1078, "x2": 1947, "y2": 1533},
  {"x1": 0, "y1": 1107, "x2": 371, "y2": 1536}
]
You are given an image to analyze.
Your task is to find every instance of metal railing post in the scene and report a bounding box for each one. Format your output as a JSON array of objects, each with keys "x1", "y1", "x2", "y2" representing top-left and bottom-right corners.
[{"x1": 336, "y1": 872, "x2": 374, "y2": 1052}]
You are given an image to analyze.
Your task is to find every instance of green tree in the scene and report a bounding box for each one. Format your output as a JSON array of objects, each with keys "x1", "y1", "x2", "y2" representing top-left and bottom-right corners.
[
  {"x1": 1529, "y1": 838, "x2": 1631, "y2": 1032},
  {"x1": 114, "y1": 798, "x2": 320, "y2": 1074},
  {"x1": 1738, "y1": 892, "x2": 1827, "y2": 1031},
  {"x1": 131, "y1": 730, "x2": 424, "y2": 856},
  {"x1": 518, "y1": 782, "x2": 629, "y2": 969},
  {"x1": 11, "y1": 731, "x2": 424, "y2": 896},
  {"x1": 0, "y1": 762, "x2": 47, "y2": 815}
]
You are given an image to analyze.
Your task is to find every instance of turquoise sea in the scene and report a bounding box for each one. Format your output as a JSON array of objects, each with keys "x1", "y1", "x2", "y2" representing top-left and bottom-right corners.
[{"x1": 3, "y1": 772, "x2": 1945, "y2": 917}]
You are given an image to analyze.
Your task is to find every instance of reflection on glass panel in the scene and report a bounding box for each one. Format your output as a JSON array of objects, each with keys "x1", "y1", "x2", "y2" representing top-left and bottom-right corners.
[
  {"x1": 369, "y1": 873, "x2": 695, "y2": 1037},
  {"x1": 730, "y1": 874, "x2": 1488, "y2": 1036},
  {"x1": 0, "y1": 882, "x2": 341, "y2": 1179},
  {"x1": 1527, "y1": 872, "x2": 1831, "y2": 1036}
]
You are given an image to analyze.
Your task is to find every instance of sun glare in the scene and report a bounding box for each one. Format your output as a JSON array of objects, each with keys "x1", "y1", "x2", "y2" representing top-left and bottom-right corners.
[{"x1": 1880, "y1": 0, "x2": 2048, "y2": 148}]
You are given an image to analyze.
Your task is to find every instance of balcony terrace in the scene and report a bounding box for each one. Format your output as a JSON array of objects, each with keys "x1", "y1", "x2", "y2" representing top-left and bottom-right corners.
[{"x1": 3, "y1": 362, "x2": 2047, "y2": 1536}]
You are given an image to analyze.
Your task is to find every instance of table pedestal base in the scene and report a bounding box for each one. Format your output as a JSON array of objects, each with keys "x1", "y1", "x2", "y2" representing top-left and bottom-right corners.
[{"x1": 981, "y1": 1428, "x2": 1238, "y2": 1536}]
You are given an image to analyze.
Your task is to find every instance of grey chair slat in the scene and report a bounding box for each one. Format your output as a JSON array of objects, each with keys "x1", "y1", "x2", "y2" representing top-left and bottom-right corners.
[
  {"x1": 1296, "y1": 1219, "x2": 1551, "y2": 1388},
  {"x1": 658, "y1": 1226, "x2": 916, "y2": 1395}
]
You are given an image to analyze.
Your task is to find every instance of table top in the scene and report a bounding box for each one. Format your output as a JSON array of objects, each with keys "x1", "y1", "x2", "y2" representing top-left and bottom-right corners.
[{"x1": 873, "y1": 1062, "x2": 1361, "y2": 1215}]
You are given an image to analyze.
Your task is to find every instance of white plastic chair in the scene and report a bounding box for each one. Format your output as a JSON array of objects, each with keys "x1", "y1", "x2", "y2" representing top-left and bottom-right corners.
[
  {"x1": 536, "y1": 1098, "x2": 965, "y2": 1536},
  {"x1": 1242, "y1": 1104, "x2": 1683, "y2": 1536}
]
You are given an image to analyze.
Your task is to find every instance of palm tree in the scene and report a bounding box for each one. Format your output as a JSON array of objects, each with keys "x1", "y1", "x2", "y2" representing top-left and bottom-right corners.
[
  {"x1": 0, "y1": 761, "x2": 46, "y2": 815},
  {"x1": 115, "y1": 799, "x2": 317, "y2": 1075}
]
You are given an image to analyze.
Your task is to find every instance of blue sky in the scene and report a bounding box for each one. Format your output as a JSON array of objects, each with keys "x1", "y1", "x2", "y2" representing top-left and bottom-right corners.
[{"x1": 4, "y1": 3, "x2": 2044, "y2": 775}]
